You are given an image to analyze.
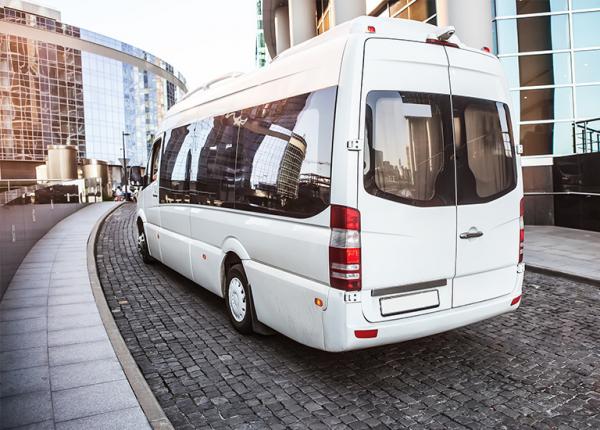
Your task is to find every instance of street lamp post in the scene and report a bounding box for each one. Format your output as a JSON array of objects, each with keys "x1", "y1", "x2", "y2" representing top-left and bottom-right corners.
[{"x1": 121, "y1": 131, "x2": 131, "y2": 201}]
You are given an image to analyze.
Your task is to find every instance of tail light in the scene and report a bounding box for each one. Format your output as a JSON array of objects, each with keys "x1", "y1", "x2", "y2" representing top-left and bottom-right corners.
[
  {"x1": 329, "y1": 205, "x2": 361, "y2": 291},
  {"x1": 519, "y1": 198, "x2": 525, "y2": 263}
]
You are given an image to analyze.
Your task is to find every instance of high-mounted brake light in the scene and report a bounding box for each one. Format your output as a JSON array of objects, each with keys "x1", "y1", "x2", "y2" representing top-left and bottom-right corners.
[
  {"x1": 367, "y1": 25, "x2": 376, "y2": 33},
  {"x1": 519, "y1": 198, "x2": 525, "y2": 264},
  {"x1": 329, "y1": 205, "x2": 361, "y2": 291},
  {"x1": 426, "y1": 38, "x2": 459, "y2": 48}
]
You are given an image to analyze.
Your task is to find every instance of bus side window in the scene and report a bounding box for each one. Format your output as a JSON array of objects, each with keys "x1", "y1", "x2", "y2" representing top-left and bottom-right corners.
[{"x1": 150, "y1": 139, "x2": 162, "y2": 182}]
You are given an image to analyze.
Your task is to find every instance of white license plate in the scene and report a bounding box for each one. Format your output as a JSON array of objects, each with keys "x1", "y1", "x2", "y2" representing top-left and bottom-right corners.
[{"x1": 380, "y1": 290, "x2": 440, "y2": 316}]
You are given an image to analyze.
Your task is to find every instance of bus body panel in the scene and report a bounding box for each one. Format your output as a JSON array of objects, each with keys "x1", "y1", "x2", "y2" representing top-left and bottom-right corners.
[
  {"x1": 357, "y1": 38, "x2": 456, "y2": 320},
  {"x1": 136, "y1": 17, "x2": 524, "y2": 352},
  {"x1": 446, "y1": 48, "x2": 523, "y2": 307}
]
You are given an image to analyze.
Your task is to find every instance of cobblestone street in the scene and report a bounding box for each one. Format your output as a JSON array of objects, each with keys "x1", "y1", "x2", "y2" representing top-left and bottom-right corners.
[{"x1": 96, "y1": 204, "x2": 600, "y2": 429}]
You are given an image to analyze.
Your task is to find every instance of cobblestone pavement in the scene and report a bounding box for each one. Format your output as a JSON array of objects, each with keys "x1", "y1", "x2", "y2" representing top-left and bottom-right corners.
[{"x1": 96, "y1": 204, "x2": 600, "y2": 429}]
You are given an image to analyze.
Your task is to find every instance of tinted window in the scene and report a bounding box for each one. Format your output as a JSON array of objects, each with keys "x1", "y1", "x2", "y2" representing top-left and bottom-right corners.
[
  {"x1": 190, "y1": 116, "x2": 237, "y2": 207},
  {"x1": 149, "y1": 138, "x2": 161, "y2": 182},
  {"x1": 364, "y1": 91, "x2": 455, "y2": 207},
  {"x1": 234, "y1": 87, "x2": 335, "y2": 217},
  {"x1": 159, "y1": 124, "x2": 195, "y2": 203},
  {"x1": 453, "y1": 97, "x2": 517, "y2": 203}
]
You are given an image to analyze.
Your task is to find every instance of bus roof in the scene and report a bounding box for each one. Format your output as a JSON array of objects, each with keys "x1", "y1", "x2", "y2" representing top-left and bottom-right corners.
[{"x1": 159, "y1": 17, "x2": 455, "y2": 133}]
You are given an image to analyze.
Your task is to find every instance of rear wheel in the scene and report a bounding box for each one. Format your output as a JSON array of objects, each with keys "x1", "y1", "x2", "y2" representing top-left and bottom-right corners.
[
  {"x1": 137, "y1": 227, "x2": 153, "y2": 264},
  {"x1": 225, "y1": 264, "x2": 253, "y2": 334}
]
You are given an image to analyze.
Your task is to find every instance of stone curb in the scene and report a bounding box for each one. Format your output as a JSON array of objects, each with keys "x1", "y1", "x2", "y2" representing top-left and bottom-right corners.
[
  {"x1": 526, "y1": 264, "x2": 600, "y2": 287},
  {"x1": 87, "y1": 202, "x2": 174, "y2": 430}
]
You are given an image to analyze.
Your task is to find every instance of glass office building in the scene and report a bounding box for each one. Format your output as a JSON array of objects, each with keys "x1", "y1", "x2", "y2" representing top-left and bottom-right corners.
[
  {"x1": 0, "y1": 3, "x2": 187, "y2": 178},
  {"x1": 494, "y1": 0, "x2": 600, "y2": 156}
]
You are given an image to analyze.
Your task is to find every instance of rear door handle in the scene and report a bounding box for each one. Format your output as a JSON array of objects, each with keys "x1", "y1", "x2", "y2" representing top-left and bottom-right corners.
[{"x1": 460, "y1": 230, "x2": 483, "y2": 239}]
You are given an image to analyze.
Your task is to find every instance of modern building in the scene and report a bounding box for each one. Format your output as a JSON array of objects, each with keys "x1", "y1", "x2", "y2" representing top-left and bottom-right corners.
[
  {"x1": 0, "y1": 0, "x2": 187, "y2": 180},
  {"x1": 260, "y1": 0, "x2": 600, "y2": 231},
  {"x1": 256, "y1": 0, "x2": 269, "y2": 68}
]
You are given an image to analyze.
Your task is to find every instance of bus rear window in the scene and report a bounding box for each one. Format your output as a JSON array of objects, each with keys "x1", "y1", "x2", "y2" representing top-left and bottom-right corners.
[
  {"x1": 363, "y1": 91, "x2": 455, "y2": 207},
  {"x1": 453, "y1": 97, "x2": 517, "y2": 204}
]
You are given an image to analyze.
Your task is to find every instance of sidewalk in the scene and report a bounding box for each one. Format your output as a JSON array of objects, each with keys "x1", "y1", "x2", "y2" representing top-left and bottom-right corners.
[
  {"x1": 525, "y1": 225, "x2": 600, "y2": 284},
  {"x1": 0, "y1": 202, "x2": 151, "y2": 429}
]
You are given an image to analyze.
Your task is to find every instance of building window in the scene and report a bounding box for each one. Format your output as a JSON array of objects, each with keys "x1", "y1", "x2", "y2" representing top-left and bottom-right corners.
[{"x1": 494, "y1": 1, "x2": 600, "y2": 155}]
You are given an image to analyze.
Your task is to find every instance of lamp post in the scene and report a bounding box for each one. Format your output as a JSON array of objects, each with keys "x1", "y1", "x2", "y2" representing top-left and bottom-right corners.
[{"x1": 121, "y1": 131, "x2": 131, "y2": 201}]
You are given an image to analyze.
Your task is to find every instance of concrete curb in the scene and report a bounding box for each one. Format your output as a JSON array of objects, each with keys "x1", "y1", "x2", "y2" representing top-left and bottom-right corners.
[
  {"x1": 87, "y1": 202, "x2": 174, "y2": 430},
  {"x1": 526, "y1": 264, "x2": 600, "y2": 287}
]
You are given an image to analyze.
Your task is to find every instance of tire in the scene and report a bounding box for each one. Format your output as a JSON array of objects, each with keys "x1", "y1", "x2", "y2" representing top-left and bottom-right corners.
[
  {"x1": 137, "y1": 227, "x2": 154, "y2": 264},
  {"x1": 225, "y1": 264, "x2": 253, "y2": 334}
]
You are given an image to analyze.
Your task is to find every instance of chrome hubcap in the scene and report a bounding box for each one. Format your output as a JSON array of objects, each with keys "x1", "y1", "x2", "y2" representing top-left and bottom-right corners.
[{"x1": 228, "y1": 277, "x2": 246, "y2": 322}]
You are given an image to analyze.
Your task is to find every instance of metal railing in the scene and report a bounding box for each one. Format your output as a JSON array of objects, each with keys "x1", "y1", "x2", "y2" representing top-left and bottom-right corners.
[{"x1": 572, "y1": 118, "x2": 600, "y2": 153}]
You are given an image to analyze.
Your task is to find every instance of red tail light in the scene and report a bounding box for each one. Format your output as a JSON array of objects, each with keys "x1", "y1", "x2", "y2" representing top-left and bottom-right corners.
[
  {"x1": 330, "y1": 205, "x2": 361, "y2": 291},
  {"x1": 519, "y1": 198, "x2": 525, "y2": 264},
  {"x1": 426, "y1": 38, "x2": 459, "y2": 48}
]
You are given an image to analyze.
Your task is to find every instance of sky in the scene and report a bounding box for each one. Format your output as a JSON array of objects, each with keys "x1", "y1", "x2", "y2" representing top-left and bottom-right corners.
[{"x1": 36, "y1": 0, "x2": 259, "y2": 90}]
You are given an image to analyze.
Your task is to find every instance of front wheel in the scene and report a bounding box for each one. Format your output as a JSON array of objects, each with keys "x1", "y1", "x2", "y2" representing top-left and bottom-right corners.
[
  {"x1": 225, "y1": 264, "x2": 253, "y2": 334},
  {"x1": 137, "y1": 228, "x2": 153, "y2": 264}
]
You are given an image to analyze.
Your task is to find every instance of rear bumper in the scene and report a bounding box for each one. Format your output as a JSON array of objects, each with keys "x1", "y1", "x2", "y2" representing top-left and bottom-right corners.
[{"x1": 323, "y1": 272, "x2": 523, "y2": 352}]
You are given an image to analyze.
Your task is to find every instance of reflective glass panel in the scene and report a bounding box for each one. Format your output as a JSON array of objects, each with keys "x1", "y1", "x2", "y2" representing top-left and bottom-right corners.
[
  {"x1": 576, "y1": 85, "x2": 600, "y2": 118},
  {"x1": 364, "y1": 91, "x2": 455, "y2": 207},
  {"x1": 573, "y1": 12, "x2": 600, "y2": 48},
  {"x1": 520, "y1": 87, "x2": 573, "y2": 121},
  {"x1": 453, "y1": 98, "x2": 517, "y2": 202},
  {"x1": 519, "y1": 53, "x2": 571, "y2": 86},
  {"x1": 520, "y1": 122, "x2": 573, "y2": 155},
  {"x1": 495, "y1": 0, "x2": 568, "y2": 16},
  {"x1": 496, "y1": 19, "x2": 518, "y2": 54},
  {"x1": 575, "y1": 50, "x2": 600, "y2": 83},
  {"x1": 234, "y1": 87, "x2": 335, "y2": 218},
  {"x1": 497, "y1": 15, "x2": 570, "y2": 54},
  {"x1": 572, "y1": 0, "x2": 600, "y2": 9},
  {"x1": 499, "y1": 56, "x2": 520, "y2": 88}
]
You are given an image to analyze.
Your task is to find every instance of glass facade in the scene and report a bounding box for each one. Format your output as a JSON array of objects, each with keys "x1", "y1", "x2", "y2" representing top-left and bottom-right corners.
[
  {"x1": 0, "y1": 5, "x2": 186, "y2": 170},
  {"x1": 494, "y1": 0, "x2": 600, "y2": 155},
  {"x1": 256, "y1": 0, "x2": 268, "y2": 67}
]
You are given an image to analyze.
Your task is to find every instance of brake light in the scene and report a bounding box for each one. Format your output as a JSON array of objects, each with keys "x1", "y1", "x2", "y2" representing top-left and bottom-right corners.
[
  {"x1": 519, "y1": 198, "x2": 525, "y2": 263},
  {"x1": 426, "y1": 38, "x2": 459, "y2": 48},
  {"x1": 329, "y1": 205, "x2": 361, "y2": 291}
]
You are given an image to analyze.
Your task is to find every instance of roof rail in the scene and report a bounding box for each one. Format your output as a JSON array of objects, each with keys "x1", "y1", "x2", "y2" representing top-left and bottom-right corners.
[{"x1": 181, "y1": 72, "x2": 243, "y2": 101}]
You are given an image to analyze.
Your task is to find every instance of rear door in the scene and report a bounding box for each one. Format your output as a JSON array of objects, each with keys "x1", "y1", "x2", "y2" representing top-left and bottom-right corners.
[
  {"x1": 359, "y1": 39, "x2": 456, "y2": 321},
  {"x1": 447, "y1": 48, "x2": 521, "y2": 307}
]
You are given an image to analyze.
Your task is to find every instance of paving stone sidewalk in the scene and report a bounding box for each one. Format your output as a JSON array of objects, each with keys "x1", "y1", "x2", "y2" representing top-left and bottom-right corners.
[
  {"x1": 524, "y1": 225, "x2": 600, "y2": 283},
  {"x1": 0, "y1": 202, "x2": 151, "y2": 430},
  {"x1": 96, "y1": 203, "x2": 600, "y2": 429}
]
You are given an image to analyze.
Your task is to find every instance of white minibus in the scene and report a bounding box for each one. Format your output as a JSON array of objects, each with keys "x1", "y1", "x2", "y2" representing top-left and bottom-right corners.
[{"x1": 136, "y1": 17, "x2": 524, "y2": 352}]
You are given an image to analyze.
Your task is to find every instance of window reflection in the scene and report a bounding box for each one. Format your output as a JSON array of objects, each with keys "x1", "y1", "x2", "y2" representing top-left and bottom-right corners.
[
  {"x1": 520, "y1": 122, "x2": 572, "y2": 155},
  {"x1": 496, "y1": 0, "x2": 568, "y2": 16},
  {"x1": 572, "y1": 0, "x2": 600, "y2": 9},
  {"x1": 576, "y1": 85, "x2": 600, "y2": 118},
  {"x1": 520, "y1": 87, "x2": 573, "y2": 121},
  {"x1": 499, "y1": 57, "x2": 520, "y2": 88},
  {"x1": 519, "y1": 53, "x2": 571, "y2": 86},
  {"x1": 573, "y1": 12, "x2": 600, "y2": 48},
  {"x1": 575, "y1": 50, "x2": 600, "y2": 83}
]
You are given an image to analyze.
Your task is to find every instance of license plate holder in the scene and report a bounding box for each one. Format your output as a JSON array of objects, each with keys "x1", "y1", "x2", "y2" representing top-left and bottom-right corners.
[{"x1": 380, "y1": 290, "x2": 440, "y2": 317}]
